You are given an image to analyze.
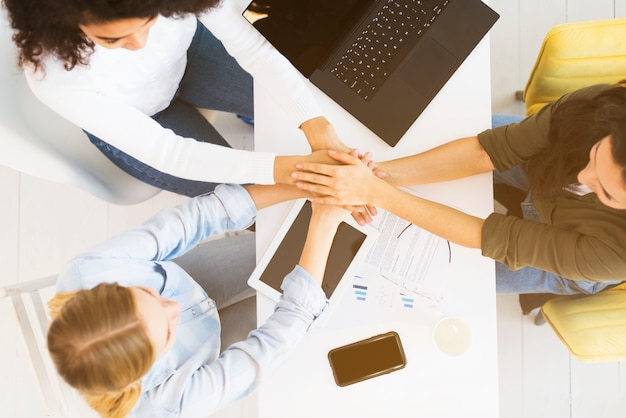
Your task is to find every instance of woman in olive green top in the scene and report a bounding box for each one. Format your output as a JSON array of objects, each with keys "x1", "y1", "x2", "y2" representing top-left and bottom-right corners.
[{"x1": 291, "y1": 82, "x2": 626, "y2": 295}]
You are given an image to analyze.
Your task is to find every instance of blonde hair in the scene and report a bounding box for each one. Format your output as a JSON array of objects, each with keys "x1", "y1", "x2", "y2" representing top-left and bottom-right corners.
[{"x1": 47, "y1": 283, "x2": 155, "y2": 418}]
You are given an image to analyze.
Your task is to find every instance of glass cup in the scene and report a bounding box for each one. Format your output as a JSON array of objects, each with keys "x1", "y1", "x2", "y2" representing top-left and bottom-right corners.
[{"x1": 432, "y1": 317, "x2": 471, "y2": 356}]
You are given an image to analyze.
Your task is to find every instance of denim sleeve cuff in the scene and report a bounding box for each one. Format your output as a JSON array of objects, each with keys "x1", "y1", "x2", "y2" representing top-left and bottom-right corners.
[
  {"x1": 212, "y1": 184, "x2": 257, "y2": 229},
  {"x1": 280, "y1": 265, "x2": 329, "y2": 318}
]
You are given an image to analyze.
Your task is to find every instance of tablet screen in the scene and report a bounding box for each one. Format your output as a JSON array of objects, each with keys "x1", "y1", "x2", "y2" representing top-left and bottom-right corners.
[{"x1": 258, "y1": 200, "x2": 367, "y2": 298}]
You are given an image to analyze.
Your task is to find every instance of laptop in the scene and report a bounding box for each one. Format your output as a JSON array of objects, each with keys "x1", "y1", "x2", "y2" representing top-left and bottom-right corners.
[{"x1": 243, "y1": 0, "x2": 499, "y2": 146}]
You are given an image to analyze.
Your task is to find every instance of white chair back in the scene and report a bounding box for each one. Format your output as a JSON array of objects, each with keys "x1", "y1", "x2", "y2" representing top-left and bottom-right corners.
[
  {"x1": 0, "y1": 10, "x2": 160, "y2": 205},
  {"x1": 1, "y1": 276, "x2": 98, "y2": 417}
]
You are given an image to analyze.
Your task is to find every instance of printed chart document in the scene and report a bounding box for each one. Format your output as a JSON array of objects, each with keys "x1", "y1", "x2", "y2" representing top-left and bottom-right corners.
[{"x1": 350, "y1": 188, "x2": 452, "y2": 310}]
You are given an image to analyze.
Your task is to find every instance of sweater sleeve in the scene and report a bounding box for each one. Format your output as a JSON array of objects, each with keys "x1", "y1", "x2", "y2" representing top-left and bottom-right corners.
[
  {"x1": 477, "y1": 84, "x2": 611, "y2": 172},
  {"x1": 140, "y1": 265, "x2": 328, "y2": 417},
  {"x1": 56, "y1": 184, "x2": 257, "y2": 292},
  {"x1": 481, "y1": 212, "x2": 626, "y2": 282},
  {"x1": 25, "y1": 71, "x2": 277, "y2": 184},
  {"x1": 200, "y1": 0, "x2": 324, "y2": 126}
]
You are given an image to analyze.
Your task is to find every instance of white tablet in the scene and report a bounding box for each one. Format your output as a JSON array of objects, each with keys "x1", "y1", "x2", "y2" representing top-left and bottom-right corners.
[{"x1": 248, "y1": 199, "x2": 379, "y2": 304}]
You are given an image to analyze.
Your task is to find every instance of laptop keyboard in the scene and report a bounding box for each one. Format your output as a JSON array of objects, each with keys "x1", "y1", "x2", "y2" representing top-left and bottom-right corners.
[{"x1": 330, "y1": 0, "x2": 449, "y2": 101}]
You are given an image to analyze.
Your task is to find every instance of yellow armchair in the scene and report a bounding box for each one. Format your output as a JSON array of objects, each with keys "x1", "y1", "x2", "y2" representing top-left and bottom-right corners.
[
  {"x1": 522, "y1": 18, "x2": 626, "y2": 115},
  {"x1": 542, "y1": 283, "x2": 626, "y2": 363}
]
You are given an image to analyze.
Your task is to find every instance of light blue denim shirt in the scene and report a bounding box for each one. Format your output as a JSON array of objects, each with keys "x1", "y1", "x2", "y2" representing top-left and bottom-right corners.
[{"x1": 56, "y1": 184, "x2": 328, "y2": 417}]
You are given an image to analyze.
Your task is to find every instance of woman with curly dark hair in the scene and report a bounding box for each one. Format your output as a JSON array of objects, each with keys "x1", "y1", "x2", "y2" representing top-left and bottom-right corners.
[
  {"x1": 2, "y1": 0, "x2": 351, "y2": 196},
  {"x1": 291, "y1": 82, "x2": 626, "y2": 296}
]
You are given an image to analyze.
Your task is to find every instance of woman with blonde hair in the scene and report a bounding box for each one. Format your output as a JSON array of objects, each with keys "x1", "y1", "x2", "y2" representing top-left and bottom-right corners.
[
  {"x1": 48, "y1": 284, "x2": 155, "y2": 417},
  {"x1": 46, "y1": 182, "x2": 348, "y2": 417}
]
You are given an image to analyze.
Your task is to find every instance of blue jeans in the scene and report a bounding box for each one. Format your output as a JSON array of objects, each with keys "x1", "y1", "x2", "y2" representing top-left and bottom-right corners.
[
  {"x1": 87, "y1": 20, "x2": 254, "y2": 197},
  {"x1": 491, "y1": 114, "x2": 620, "y2": 295}
]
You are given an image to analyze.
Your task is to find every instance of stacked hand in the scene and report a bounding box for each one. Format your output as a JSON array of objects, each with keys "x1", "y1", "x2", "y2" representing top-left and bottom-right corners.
[
  {"x1": 299, "y1": 116, "x2": 382, "y2": 224},
  {"x1": 293, "y1": 150, "x2": 386, "y2": 225}
]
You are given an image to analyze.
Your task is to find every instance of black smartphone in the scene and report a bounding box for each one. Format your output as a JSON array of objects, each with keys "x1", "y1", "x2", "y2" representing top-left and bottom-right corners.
[{"x1": 328, "y1": 331, "x2": 406, "y2": 387}]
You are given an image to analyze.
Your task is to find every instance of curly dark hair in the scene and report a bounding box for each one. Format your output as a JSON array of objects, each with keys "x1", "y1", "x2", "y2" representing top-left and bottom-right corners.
[
  {"x1": 526, "y1": 81, "x2": 626, "y2": 198},
  {"x1": 2, "y1": 0, "x2": 221, "y2": 71}
]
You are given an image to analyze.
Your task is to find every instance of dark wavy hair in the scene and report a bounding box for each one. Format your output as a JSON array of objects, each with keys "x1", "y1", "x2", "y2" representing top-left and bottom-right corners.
[
  {"x1": 2, "y1": 0, "x2": 221, "y2": 71},
  {"x1": 526, "y1": 82, "x2": 626, "y2": 198}
]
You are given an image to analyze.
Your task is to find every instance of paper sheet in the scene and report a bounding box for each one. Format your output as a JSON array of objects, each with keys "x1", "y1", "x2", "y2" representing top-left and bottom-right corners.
[{"x1": 350, "y1": 189, "x2": 453, "y2": 310}]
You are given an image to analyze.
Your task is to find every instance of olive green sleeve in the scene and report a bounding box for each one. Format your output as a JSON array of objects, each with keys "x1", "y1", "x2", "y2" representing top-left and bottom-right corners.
[
  {"x1": 477, "y1": 84, "x2": 611, "y2": 172},
  {"x1": 481, "y1": 212, "x2": 626, "y2": 282}
]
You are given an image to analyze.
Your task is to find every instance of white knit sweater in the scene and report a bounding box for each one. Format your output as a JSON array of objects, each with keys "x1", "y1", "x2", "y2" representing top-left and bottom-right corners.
[{"x1": 25, "y1": 0, "x2": 322, "y2": 185}]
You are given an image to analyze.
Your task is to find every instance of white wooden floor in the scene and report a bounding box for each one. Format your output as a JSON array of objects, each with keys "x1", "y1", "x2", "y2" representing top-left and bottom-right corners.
[{"x1": 2, "y1": 1, "x2": 626, "y2": 417}]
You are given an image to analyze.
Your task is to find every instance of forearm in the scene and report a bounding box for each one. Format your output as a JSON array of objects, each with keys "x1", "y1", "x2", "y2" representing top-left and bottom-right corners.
[
  {"x1": 274, "y1": 155, "x2": 305, "y2": 184},
  {"x1": 300, "y1": 116, "x2": 350, "y2": 152},
  {"x1": 298, "y1": 212, "x2": 341, "y2": 284},
  {"x1": 275, "y1": 150, "x2": 343, "y2": 184},
  {"x1": 244, "y1": 184, "x2": 308, "y2": 211},
  {"x1": 373, "y1": 183, "x2": 484, "y2": 249},
  {"x1": 379, "y1": 136, "x2": 495, "y2": 186}
]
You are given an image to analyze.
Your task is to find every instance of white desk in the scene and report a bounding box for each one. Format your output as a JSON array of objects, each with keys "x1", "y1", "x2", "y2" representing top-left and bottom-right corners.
[{"x1": 253, "y1": 29, "x2": 499, "y2": 418}]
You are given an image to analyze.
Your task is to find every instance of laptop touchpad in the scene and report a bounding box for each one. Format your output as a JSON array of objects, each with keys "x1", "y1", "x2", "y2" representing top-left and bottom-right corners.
[{"x1": 399, "y1": 37, "x2": 458, "y2": 98}]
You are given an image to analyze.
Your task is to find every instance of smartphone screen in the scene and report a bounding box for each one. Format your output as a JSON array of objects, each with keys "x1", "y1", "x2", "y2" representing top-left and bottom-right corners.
[{"x1": 328, "y1": 331, "x2": 406, "y2": 387}]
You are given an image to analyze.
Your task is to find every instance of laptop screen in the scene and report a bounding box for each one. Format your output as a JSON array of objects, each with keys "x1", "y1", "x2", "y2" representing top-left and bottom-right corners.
[{"x1": 244, "y1": 0, "x2": 375, "y2": 77}]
